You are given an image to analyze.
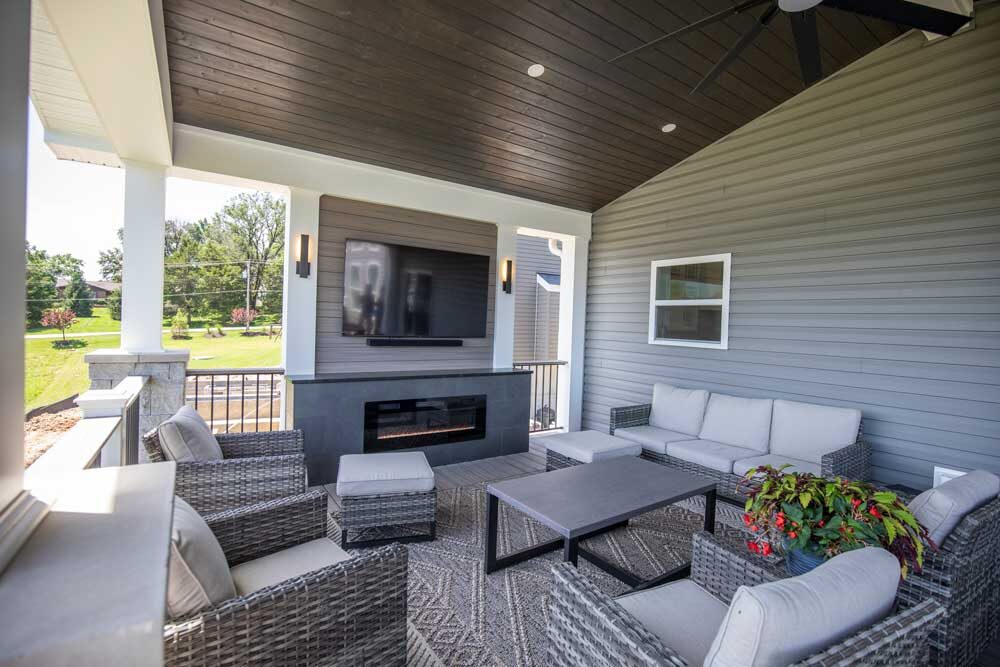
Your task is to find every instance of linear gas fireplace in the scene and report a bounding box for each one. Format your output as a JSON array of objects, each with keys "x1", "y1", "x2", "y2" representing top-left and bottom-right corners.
[{"x1": 364, "y1": 394, "x2": 487, "y2": 453}]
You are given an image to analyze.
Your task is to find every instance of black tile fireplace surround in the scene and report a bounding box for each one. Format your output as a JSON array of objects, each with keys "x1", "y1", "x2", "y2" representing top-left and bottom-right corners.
[{"x1": 286, "y1": 368, "x2": 531, "y2": 485}]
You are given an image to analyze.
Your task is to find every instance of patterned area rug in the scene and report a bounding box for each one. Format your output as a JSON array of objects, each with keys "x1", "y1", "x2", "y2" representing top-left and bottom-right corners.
[{"x1": 349, "y1": 483, "x2": 750, "y2": 667}]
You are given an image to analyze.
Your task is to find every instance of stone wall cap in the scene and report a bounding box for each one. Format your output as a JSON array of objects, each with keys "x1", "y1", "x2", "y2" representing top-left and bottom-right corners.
[{"x1": 85, "y1": 349, "x2": 190, "y2": 363}]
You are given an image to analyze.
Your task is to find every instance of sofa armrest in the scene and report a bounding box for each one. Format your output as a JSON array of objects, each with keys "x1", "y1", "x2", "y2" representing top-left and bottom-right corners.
[
  {"x1": 216, "y1": 429, "x2": 304, "y2": 458},
  {"x1": 547, "y1": 561, "x2": 689, "y2": 667},
  {"x1": 174, "y1": 453, "x2": 308, "y2": 514},
  {"x1": 164, "y1": 544, "x2": 408, "y2": 667},
  {"x1": 609, "y1": 404, "x2": 652, "y2": 435},
  {"x1": 821, "y1": 438, "x2": 872, "y2": 481},
  {"x1": 792, "y1": 599, "x2": 943, "y2": 666},
  {"x1": 206, "y1": 489, "x2": 327, "y2": 565},
  {"x1": 691, "y1": 532, "x2": 784, "y2": 604}
]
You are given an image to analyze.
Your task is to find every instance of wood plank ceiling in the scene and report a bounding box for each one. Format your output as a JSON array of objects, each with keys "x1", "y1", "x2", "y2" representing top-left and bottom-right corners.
[{"x1": 163, "y1": 0, "x2": 905, "y2": 212}]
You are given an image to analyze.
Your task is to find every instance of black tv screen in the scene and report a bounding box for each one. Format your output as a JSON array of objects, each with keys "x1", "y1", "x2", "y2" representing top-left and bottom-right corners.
[{"x1": 342, "y1": 240, "x2": 490, "y2": 338}]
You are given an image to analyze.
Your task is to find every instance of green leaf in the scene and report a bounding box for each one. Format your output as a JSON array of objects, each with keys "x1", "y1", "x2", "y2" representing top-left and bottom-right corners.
[{"x1": 799, "y1": 492, "x2": 812, "y2": 508}]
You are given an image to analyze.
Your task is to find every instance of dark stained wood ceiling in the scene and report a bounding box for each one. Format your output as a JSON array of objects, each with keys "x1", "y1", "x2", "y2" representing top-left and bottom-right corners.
[{"x1": 163, "y1": 0, "x2": 905, "y2": 211}]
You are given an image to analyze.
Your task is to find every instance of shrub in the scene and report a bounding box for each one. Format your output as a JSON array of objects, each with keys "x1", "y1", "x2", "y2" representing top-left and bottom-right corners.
[
  {"x1": 231, "y1": 307, "x2": 259, "y2": 334},
  {"x1": 107, "y1": 288, "x2": 122, "y2": 320},
  {"x1": 170, "y1": 311, "x2": 190, "y2": 339}
]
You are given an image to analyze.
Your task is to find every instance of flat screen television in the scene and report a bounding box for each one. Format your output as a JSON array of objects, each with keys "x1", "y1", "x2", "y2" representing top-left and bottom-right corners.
[{"x1": 342, "y1": 239, "x2": 491, "y2": 338}]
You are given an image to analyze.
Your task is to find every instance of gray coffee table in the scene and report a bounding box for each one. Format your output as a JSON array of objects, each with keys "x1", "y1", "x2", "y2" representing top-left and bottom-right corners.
[{"x1": 485, "y1": 457, "x2": 717, "y2": 588}]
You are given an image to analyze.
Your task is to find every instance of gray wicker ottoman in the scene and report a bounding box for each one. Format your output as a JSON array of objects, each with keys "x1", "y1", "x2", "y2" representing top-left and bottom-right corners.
[
  {"x1": 337, "y1": 451, "x2": 437, "y2": 549},
  {"x1": 544, "y1": 430, "x2": 642, "y2": 471}
]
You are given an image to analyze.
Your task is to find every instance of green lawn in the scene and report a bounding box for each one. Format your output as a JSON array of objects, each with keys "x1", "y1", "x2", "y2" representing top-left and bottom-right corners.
[
  {"x1": 27, "y1": 306, "x2": 119, "y2": 335},
  {"x1": 25, "y1": 331, "x2": 282, "y2": 411}
]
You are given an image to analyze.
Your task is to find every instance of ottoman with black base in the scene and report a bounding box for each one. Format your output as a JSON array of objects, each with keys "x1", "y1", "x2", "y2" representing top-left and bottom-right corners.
[
  {"x1": 544, "y1": 430, "x2": 642, "y2": 471},
  {"x1": 336, "y1": 451, "x2": 437, "y2": 549}
]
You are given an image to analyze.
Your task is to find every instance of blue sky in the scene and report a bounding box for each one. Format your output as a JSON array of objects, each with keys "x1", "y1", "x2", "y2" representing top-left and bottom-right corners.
[{"x1": 26, "y1": 102, "x2": 255, "y2": 278}]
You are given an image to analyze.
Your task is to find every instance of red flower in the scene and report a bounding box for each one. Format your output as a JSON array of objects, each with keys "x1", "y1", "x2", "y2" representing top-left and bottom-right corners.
[
  {"x1": 761, "y1": 542, "x2": 773, "y2": 556},
  {"x1": 743, "y1": 513, "x2": 752, "y2": 526},
  {"x1": 775, "y1": 514, "x2": 786, "y2": 529},
  {"x1": 869, "y1": 506, "x2": 881, "y2": 518},
  {"x1": 851, "y1": 498, "x2": 862, "y2": 509},
  {"x1": 818, "y1": 520, "x2": 825, "y2": 527},
  {"x1": 747, "y1": 541, "x2": 760, "y2": 554},
  {"x1": 750, "y1": 524, "x2": 759, "y2": 532},
  {"x1": 788, "y1": 531, "x2": 797, "y2": 539}
]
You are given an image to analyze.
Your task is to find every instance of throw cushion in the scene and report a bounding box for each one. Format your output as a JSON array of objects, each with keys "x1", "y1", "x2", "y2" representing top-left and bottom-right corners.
[
  {"x1": 616, "y1": 579, "x2": 728, "y2": 665},
  {"x1": 698, "y1": 394, "x2": 773, "y2": 453},
  {"x1": 614, "y1": 425, "x2": 692, "y2": 454},
  {"x1": 667, "y1": 440, "x2": 761, "y2": 474},
  {"x1": 648, "y1": 383, "x2": 710, "y2": 436},
  {"x1": 167, "y1": 496, "x2": 236, "y2": 619},
  {"x1": 231, "y1": 538, "x2": 352, "y2": 596},
  {"x1": 705, "y1": 547, "x2": 899, "y2": 667},
  {"x1": 157, "y1": 405, "x2": 223, "y2": 462},
  {"x1": 770, "y1": 399, "x2": 862, "y2": 465},
  {"x1": 908, "y1": 470, "x2": 1000, "y2": 546}
]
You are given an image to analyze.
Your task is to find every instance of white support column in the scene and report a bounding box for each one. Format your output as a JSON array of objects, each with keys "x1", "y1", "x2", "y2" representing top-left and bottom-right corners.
[
  {"x1": 120, "y1": 160, "x2": 167, "y2": 353},
  {"x1": 492, "y1": 225, "x2": 517, "y2": 369},
  {"x1": 557, "y1": 236, "x2": 589, "y2": 432},
  {"x1": 281, "y1": 188, "x2": 321, "y2": 378}
]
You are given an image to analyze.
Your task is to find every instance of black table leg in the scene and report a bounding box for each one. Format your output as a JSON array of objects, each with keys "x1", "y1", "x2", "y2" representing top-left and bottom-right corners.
[
  {"x1": 563, "y1": 537, "x2": 579, "y2": 566},
  {"x1": 704, "y1": 489, "x2": 717, "y2": 533},
  {"x1": 485, "y1": 491, "x2": 499, "y2": 573}
]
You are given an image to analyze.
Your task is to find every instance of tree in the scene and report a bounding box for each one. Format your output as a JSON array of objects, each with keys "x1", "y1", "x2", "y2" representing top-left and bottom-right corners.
[
  {"x1": 212, "y1": 193, "x2": 285, "y2": 315},
  {"x1": 107, "y1": 288, "x2": 122, "y2": 320},
  {"x1": 41, "y1": 308, "x2": 76, "y2": 343},
  {"x1": 62, "y1": 273, "x2": 93, "y2": 317},
  {"x1": 231, "y1": 307, "x2": 258, "y2": 334},
  {"x1": 25, "y1": 243, "x2": 57, "y2": 326},
  {"x1": 98, "y1": 248, "x2": 122, "y2": 283}
]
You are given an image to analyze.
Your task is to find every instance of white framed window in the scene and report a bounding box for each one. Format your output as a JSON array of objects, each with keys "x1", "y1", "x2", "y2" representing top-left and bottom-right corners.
[{"x1": 648, "y1": 253, "x2": 731, "y2": 349}]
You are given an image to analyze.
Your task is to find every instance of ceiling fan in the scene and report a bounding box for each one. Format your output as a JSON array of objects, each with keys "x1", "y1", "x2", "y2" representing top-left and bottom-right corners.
[{"x1": 608, "y1": 0, "x2": 971, "y2": 94}]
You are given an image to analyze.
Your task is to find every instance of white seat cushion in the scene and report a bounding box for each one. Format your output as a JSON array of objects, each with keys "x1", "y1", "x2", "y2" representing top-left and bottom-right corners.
[
  {"x1": 770, "y1": 399, "x2": 862, "y2": 465},
  {"x1": 157, "y1": 405, "x2": 223, "y2": 462},
  {"x1": 337, "y1": 451, "x2": 435, "y2": 497},
  {"x1": 616, "y1": 579, "x2": 728, "y2": 665},
  {"x1": 230, "y1": 538, "x2": 352, "y2": 596},
  {"x1": 545, "y1": 430, "x2": 641, "y2": 463},
  {"x1": 733, "y1": 454, "x2": 821, "y2": 477},
  {"x1": 908, "y1": 470, "x2": 1000, "y2": 546},
  {"x1": 667, "y1": 440, "x2": 761, "y2": 474},
  {"x1": 614, "y1": 425, "x2": 691, "y2": 454},
  {"x1": 167, "y1": 496, "x2": 236, "y2": 619},
  {"x1": 648, "y1": 383, "x2": 711, "y2": 437},
  {"x1": 698, "y1": 394, "x2": 773, "y2": 453},
  {"x1": 705, "y1": 547, "x2": 899, "y2": 667}
]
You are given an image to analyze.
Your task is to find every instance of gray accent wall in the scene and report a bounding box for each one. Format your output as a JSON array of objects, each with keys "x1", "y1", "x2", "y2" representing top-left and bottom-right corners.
[
  {"x1": 316, "y1": 196, "x2": 496, "y2": 372},
  {"x1": 582, "y1": 11, "x2": 1000, "y2": 490},
  {"x1": 514, "y1": 234, "x2": 561, "y2": 361}
]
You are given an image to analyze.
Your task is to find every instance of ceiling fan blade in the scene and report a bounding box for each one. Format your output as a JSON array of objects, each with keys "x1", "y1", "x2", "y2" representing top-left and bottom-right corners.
[
  {"x1": 789, "y1": 8, "x2": 822, "y2": 85},
  {"x1": 607, "y1": 0, "x2": 771, "y2": 64},
  {"x1": 692, "y1": 3, "x2": 780, "y2": 95},
  {"x1": 822, "y1": 0, "x2": 969, "y2": 36}
]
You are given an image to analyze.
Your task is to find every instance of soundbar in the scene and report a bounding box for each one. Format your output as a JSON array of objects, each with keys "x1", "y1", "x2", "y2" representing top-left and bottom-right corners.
[{"x1": 366, "y1": 338, "x2": 463, "y2": 347}]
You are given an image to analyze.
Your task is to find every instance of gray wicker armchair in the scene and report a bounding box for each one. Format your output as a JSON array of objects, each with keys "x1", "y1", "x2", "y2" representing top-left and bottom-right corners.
[
  {"x1": 896, "y1": 495, "x2": 1000, "y2": 667},
  {"x1": 548, "y1": 531, "x2": 944, "y2": 667},
  {"x1": 609, "y1": 403, "x2": 871, "y2": 501},
  {"x1": 164, "y1": 490, "x2": 408, "y2": 667},
  {"x1": 143, "y1": 428, "x2": 307, "y2": 514}
]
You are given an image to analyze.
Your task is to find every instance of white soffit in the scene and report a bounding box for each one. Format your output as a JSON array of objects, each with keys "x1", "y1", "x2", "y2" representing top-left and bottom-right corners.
[
  {"x1": 29, "y1": 0, "x2": 119, "y2": 167},
  {"x1": 919, "y1": 0, "x2": 974, "y2": 40}
]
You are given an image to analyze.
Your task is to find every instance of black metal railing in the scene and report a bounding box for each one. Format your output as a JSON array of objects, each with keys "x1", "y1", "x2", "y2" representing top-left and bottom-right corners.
[
  {"x1": 185, "y1": 368, "x2": 284, "y2": 434},
  {"x1": 121, "y1": 388, "x2": 141, "y2": 465},
  {"x1": 513, "y1": 360, "x2": 567, "y2": 433}
]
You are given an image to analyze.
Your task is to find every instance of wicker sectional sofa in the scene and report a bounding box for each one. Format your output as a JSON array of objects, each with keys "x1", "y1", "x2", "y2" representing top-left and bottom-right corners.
[{"x1": 610, "y1": 383, "x2": 871, "y2": 501}]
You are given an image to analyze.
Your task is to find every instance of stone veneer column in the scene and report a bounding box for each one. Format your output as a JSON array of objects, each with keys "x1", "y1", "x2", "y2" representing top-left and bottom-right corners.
[{"x1": 85, "y1": 349, "x2": 190, "y2": 438}]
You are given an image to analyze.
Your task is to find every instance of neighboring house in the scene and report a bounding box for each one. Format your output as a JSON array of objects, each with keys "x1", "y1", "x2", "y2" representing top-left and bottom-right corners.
[
  {"x1": 514, "y1": 235, "x2": 560, "y2": 361},
  {"x1": 54, "y1": 278, "x2": 119, "y2": 300}
]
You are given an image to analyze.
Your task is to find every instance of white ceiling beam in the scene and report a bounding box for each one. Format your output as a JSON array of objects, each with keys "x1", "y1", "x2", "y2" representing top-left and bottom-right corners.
[{"x1": 39, "y1": 0, "x2": 172, "y2": 165}]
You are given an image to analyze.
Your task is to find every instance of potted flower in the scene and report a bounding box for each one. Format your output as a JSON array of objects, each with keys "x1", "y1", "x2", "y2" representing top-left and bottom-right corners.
[{"x1": 740, "y1": 465, "x2": 931, "y2": 577}]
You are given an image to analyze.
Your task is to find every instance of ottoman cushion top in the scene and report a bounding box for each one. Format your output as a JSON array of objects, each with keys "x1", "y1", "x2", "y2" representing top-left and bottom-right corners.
[
  {"x1": 545, "y1": 430, "x2": 641, "y2": 463},
  {"x1": 337, "y1": 451, "x2": 435, "y2": 497}
]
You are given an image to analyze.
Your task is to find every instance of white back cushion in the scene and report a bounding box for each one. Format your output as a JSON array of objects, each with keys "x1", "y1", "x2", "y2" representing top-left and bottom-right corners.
[
  {"x1": 698, "y1": 394, "x2": 773, "y2": 453},
  {"x1": 167, "y1": 496, "x2": 236, "y2": 619},
  {"x1": 908, "y1": 470, "x2": 1000, "y2": 546},
  {"x1": 769, "y1": 400, "x2": 862, "y2": 465},
  {"x1": 158, "y1": 405, "x2": 223, "y2": 462},
  {"x1": 648, "y1": 383, "x2": 710, "y2": 437},
  {"x1": 705, "y1": 547, "x2": 899, "y2": 667}
]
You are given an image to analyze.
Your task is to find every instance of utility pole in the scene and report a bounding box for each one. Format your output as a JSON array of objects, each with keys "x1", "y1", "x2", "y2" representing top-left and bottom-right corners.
[{"x1": 244, "y1": 259, "x2": 251, "y2": 334}]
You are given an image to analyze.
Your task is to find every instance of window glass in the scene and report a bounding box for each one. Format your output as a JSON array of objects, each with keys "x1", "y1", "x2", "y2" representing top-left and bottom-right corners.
[
  {"x1": 655, "y1": 262, "x2": 724, "y2": 300},
  {"x1": 654, "y1": 305, "x2": 722, "y2": 342}
]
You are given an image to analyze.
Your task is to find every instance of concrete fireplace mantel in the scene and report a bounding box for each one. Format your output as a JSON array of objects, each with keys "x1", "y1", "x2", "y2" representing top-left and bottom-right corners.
[{"x1": 286, "y1": 368, "x2": 531, "y2": 485}]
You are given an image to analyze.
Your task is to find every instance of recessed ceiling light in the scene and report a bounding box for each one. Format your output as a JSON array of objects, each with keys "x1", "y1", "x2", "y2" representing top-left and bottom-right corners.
[
  {"x1": 661, "y1": 123, "x2": 677, "y2": 133},
  {"x1": 527, "y1": 63, "x2": 545, "y2": 78}
]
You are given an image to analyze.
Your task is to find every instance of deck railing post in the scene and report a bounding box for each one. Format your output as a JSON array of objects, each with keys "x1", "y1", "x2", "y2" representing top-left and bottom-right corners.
[
  {"x1": 74, "y1": 376, "x2": 149, "y2": 466},
  {"x1": 512, "y1": 360, "x2": 567, "y2": 434}
]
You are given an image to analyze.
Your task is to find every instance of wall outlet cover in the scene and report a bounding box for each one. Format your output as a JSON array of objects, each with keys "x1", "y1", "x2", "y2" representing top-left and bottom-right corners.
[{"x1": 933, "y1": 466, "x2": 967, "y2": 487}]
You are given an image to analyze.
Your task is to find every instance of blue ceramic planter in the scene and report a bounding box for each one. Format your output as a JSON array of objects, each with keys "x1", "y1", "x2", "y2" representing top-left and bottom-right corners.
[{"x1": 785, "y1": 547, "x2": 825, "y2": 576}]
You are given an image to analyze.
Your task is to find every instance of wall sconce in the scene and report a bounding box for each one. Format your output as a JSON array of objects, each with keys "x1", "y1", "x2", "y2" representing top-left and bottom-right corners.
[
  {"x1": 501, "y1": 258, "x2": 513, "y2": 294},
  {"x1": 295, "y1": 234, "x2": 311, "y2": 278}
]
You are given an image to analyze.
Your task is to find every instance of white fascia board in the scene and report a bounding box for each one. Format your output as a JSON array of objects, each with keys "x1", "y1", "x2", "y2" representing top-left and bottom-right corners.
[
  {"x1": 43, "y1": 128, "x2": 121, "y2": 168},
  {"x1": 40, "y1": 0, "x2": 172, "y2": 165},
  {"x1": 171, "y1": 123, "x2": 592, "y2": 239}
]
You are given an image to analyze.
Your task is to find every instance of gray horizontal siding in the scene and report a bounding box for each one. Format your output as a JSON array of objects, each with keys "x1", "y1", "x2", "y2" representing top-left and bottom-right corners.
[
  {"x1": 582, "y1": 9, "x2": 1000, "y2": 490},
  {"x1": 315, "y1": 196, "x2": 496, "y2": 372},
  {"x1": 514, "y1": 234, "x2": 560, "y2": 361}
]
